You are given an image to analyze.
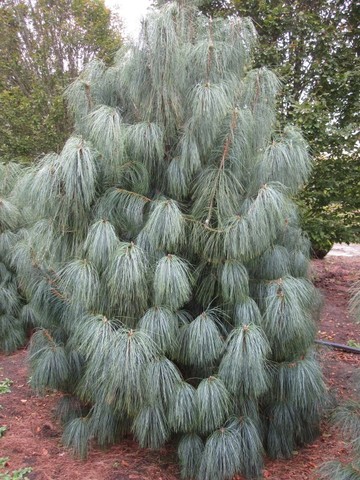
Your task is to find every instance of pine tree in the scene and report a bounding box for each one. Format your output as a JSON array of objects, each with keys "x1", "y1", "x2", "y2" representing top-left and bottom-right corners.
[
  {"x1": 0, "y1": 162, "x2": 29, "y2": 353},
  {"x1": 8, "y1": 1, "x2": 326, "y2": 477}
]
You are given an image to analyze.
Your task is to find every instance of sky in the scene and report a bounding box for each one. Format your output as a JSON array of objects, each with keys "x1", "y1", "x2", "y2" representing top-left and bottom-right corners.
[{"x1": 104, "y1": 0, "x2": 152, "y2": 40}]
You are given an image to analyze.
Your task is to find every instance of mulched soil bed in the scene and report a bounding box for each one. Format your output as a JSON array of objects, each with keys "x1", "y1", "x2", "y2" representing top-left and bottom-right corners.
[{"x1": 1, "y1": 253, "x2": 359, "y2": 480}]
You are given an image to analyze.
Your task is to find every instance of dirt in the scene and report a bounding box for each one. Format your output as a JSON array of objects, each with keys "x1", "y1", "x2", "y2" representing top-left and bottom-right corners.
[{"x1": 1, "y1": 245, "x2": 360, "y2": 480}]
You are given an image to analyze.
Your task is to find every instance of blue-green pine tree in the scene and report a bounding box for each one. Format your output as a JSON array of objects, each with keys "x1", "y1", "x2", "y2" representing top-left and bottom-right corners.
[
  {"x1": 6, "y1": 1, "x2": 326, "y2": 478},
  {"x1": 0, "y1": 162, "x2": 29, "y2": 353}
]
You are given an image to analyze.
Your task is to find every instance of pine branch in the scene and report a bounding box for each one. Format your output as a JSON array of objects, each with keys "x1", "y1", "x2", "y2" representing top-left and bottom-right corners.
[
  {"x1": 55, "y1": 395, "x2": 82, "y2": 426},
  {"x1": 178, "y1": 433, "x2": 204, "y2": 480},
  {"x1": 169, "y1": 382, "x2": 197, "y2": 433},
  {"x1": 132, "y1": 404, "x2": 170, "y2": 449},
  {"x1": 0, "y1": 162, "x2": 23, "y2": 197},
  {"x1": 177, "y1": 309, "x2": 224, "y2": 368},
  {"x1": 249, "y1": 245, "x2": 291, "y2": 281},
  {"x1": 0, "y1": 284, "x2": 21, "y2": 316},
  {"x1": 143, "y1": 199, "x2": 185, "y2": 251},
  {"x1": 318, "y1": 460, "x2": 360, "y2": 480},
  {"x1": 203, "y1": 109, "x2": 240, "y2": 225},
  {"x1": 270, "y1": 354, "x2": 326, "y2": 410},
  {"x1": 226, "y1": 416, "x2": 264, "y2": 479},
  {"x1": 220, "y1": 260, "x2": 249, "y2": 303},
  {"x1": 58, "y1": 136, "x2": 98, "y2": 211},
  {"x1": 126, "y1": 122, "x2": 165, "y2": 172},
  {"x1": 62, "y1": 417, "x2": 90, "y2": 459},
  {"x1": 0, "y1": 314, "x2": 26, "y2": 354},
  {"x1": 332, "y1": 400, "x2": 360, "y2": 452},
  {"x1": 87, "y1": 105, "x2": 126, "y2": 172},
  {"x1": 254, "y1": 127, "x2": 312, "y2": 193},
  {"x1": 233, "y1": 297, "x2": 262, "y2": 327},
  {"x1": 196, "y1": 376, "x2": 230, "y2": 435},
  {"x1": 89, "y1": 402, "x2": 127, "y2": 447},
  {"x1": 153, "y1": 254, "x2": 192, "y2": 310},
  {"x1": 29, "y1": 329, "x2": 70, "y2": 394},
  {"x1": 105, "y1": 242, "x2": 148, "y2": 321},
  {"x1": 260, "y1": 276, "x2": 317, "y2": 360},
  {"x1": 144, "y1": 357, "x2": 183, "y2": 409},
  {"x1": 97, "y1": 187, "x2": 151, "y2": 233},
  {"x1": 350, "y1": 281, "x2": 360, "y2": 322},
  {"x1": 109, "y1": 328, "x2": 158, "y2": 414},
  {"x1": 219, "y1": 323, "x2": 270, "y2": 398},
  {"x1": 83, "y1": 220, "x2": 120, "y2": 272},
  {"x1": 0, "y1": 198, "x2": 20, "y2": 232},
  {"x1": 198, "y1": 427, "x2": 241, "y2": 480},
  {"x1": 195, "y1": 262, "x2": 219, "y2": 307},
  {"x1": 64, "y1": 59, "x2": 107, "y2": 123},
  {"x1": 58, "y1": 259, "x2": 99, "y2": 310},
  {"x1": 190, "y1": 220, "x2": 226, "y2": 262},
  {"x1": 138, "y1": 307, "x2": 179, "y2": 355},
  {"x1": 70, "y1": 313, "x2": 119, "y2": 361},
  {"x1": 224, "y1": 183, "x2": 290, "y2": 260},
  {"x1": 114, "y1": 161, "x2": 150, "y2": 195},
  {"x1": 266, "y1": 402, "x2": 297, "y2": 459}
]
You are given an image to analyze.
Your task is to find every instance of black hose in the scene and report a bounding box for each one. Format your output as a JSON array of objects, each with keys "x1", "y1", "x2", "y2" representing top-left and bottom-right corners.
[{"x1": 315, "y1": 339, "x2": 360, "y2": 354}]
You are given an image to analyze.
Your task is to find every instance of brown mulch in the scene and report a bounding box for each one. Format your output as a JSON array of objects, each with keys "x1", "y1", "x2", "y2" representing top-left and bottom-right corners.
[{"x1": 1, "y1": 253, "x2": 360, "y2": 480}]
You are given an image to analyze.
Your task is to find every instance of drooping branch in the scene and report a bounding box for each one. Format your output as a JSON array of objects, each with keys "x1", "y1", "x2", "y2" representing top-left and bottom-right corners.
[{"x1": 205, "y1": 109, "x2": 239, "y2": 225}]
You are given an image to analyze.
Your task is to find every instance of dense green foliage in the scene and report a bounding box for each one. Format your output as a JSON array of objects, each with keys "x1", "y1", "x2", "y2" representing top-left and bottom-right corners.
[
  {"x1": 0, "y1": 0, "x2": 121, "y2": 163},
  {"x1": 1, "y1": 1, "x2": 326, "y2": 478},
  {"x1": 198, "y1": 0, "x2": 360, "y2": 253}
]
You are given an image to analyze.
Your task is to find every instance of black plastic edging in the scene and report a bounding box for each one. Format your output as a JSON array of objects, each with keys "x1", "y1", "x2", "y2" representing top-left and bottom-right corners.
[{"x1": 315, "y1": 339, "x2": 360, "y2": 354}]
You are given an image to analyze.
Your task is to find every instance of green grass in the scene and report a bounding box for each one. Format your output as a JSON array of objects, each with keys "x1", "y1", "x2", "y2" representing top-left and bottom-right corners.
[
  {"x1": 0, "y1": 376, "x2": 11, "y2": 441},
  {"x1": 0, "y1": 457, "x2": 32, "y2": 479},
  {"x1": 0, "y1": 379, "x2": 12, "y2": 395},
  {"x1": 0, "y1": 378, "x2": 32, "y2": 479}
]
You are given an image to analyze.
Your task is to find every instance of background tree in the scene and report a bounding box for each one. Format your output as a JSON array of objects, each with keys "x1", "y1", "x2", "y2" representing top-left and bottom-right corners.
[
  {"x1": 7, "y1": 1, "x2": 325, "y2": 479},
  {"x1": 0, "y1": 0, "x2": 122, "y2": 163},
  {"x1": 198, "y1": 0, "x2": 360, "y2": 255}
]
